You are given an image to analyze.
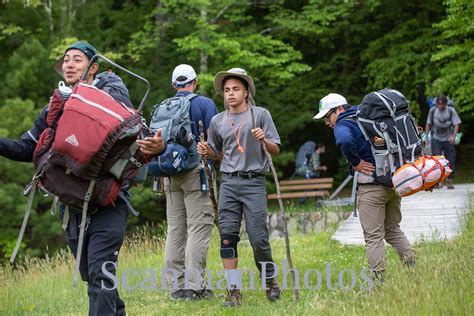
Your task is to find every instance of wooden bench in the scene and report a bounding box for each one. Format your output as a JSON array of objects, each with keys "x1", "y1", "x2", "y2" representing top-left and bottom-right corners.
[{"x1": 267, "y1": 177, "x2": 333, "y2": 200}]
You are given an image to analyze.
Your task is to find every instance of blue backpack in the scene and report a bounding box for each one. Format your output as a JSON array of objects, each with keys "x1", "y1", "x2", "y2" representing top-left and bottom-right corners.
[{"x1": 148, "y1": 94, "x2": 200, "y2": 176}]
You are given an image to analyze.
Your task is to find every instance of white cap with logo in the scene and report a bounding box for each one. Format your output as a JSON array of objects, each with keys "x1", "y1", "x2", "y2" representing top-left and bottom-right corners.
[
  {"x1": 172, "y1": 64, "x2": 197, "y2": 87},
  {"x1": 313, "y1": 93, "x2": 348, "y2": 120}
]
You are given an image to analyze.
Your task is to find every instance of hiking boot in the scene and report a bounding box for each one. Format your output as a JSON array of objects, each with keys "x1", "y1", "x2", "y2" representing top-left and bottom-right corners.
[
  {"x1": 266, "y1": 280, "x2": 281, "y2": 302},
  {"x1": 198, "y1": 288, "x2": 215, "y2": 299},
  {"x1": 403, "y1": 256, "x2": 416, "y2": 269},
  {"x1": 170, "y1": 289, "x2": 187, "y2": 300},
  {"x1": 447, "y1": 179, "x2": 455, "y2": 189},
  {"x1": 184, "y1": 288, "x2": 215, "y2": 300},
  {"x1": 223, "y1": 288, "x2": 242, "y2": 307},
  {"x1": 184, "y1": 290, "x2": 199, "y2": 301},
  {"x1": 372, "y1": 270, "x2": 385, "y2": 283}
]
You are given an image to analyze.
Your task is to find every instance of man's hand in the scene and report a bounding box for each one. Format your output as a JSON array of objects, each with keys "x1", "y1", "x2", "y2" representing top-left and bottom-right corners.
[
  {"x1": 251, "y1": 128, "x2": 265, "y2": 141},
  {"x1": 197, "y1": 141, "x2": 208, "y2": 156},
  {"x1": 353, "y1": 159, "x2": 375, "y2": 176},
  {"x1": 137, "y1": 129, "x2": 165, "y2": 156},
  {"x1": 449, "y1": 134, "x2": 455, "y2": 144}
]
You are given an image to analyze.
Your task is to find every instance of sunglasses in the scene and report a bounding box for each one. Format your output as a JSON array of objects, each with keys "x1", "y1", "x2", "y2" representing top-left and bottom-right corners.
[{"x1": 324, "y1": 108, "x2": 337, "y2": 123}]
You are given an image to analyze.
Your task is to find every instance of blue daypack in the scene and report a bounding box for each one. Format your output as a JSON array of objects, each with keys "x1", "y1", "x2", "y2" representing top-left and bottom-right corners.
[{"x1": 148, "y1": 94, "x2": 200, "y2": 176}]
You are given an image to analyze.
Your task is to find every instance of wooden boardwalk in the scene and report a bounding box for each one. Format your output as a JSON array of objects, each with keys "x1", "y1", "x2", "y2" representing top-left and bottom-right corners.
[{"x1": 332, "y1": 183, "x2": 474, "y2": 245}]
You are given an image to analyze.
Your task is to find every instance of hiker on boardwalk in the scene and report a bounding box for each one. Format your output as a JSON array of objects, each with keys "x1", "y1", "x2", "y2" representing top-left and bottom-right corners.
[
  {"x1": 425, "y1": 95, "x2": 461, "y2": 189},
  {"x1": 0, "y1": 42, "x2": 165, "y2": 316},
  {"x1": 157, "y1": 64, "x2": 218, "y2": 300},
  {"x1": 197, "y1": 68, "x2": 281, "y2": 306},
  {"x1": 313, "y1": 93, "x2": 415, "y2": 281}
]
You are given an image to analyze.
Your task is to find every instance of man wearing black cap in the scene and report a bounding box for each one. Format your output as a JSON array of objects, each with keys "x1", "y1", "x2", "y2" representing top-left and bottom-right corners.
[{"x1": 0, "y1": 41, "x2": 164, "y2": 315}]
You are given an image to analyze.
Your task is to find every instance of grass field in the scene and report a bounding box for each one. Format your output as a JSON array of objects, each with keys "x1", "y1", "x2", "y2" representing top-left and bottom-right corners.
[{"x1": 1, "y1": 198, "x2": 473, "y2": 315}]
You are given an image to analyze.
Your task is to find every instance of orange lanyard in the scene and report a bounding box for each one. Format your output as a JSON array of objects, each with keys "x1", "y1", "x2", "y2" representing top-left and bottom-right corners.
[{"x1": 227, "y1": 107, "x2": 248, "y2": 154}]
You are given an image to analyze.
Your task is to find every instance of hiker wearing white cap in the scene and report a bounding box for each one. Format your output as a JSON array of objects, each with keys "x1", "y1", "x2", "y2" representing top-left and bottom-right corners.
[
  {"x1": 159, "y1": 64, "x2": 218, "y2": 300},
  {"x1": 172, "y1": 64, "x2": 197, "y2": 87},
  {"x1": 197, "y1": 68, "x2": 281, "y2": 307},
  {"x1": 314, "y1": 93, "x2": 415, "y2": 282}
]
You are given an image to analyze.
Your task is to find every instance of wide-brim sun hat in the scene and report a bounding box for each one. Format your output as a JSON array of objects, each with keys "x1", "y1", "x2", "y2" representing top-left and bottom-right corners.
[
  {"x1": 53, "y1": 41, "x2": 98, "y2": 76},
  {"x1": 313, "y1": 93, "x2": 348, "y2": 120},
  {"x1": 214, "y1": 68, "x2": 256, "y2": 98}
]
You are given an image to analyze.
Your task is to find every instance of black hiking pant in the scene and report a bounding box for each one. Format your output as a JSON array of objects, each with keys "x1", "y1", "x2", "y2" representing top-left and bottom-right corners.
[
  {"x1": 431, "y1": 138, "x2": 456, "y2": 179},
  {"x1": 64, "y1": 198, "x2": 129, "y2": 316}
]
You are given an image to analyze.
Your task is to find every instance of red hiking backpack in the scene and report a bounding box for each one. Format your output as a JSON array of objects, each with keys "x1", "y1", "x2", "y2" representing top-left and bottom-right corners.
[{"x1": 32, "y1": 82, "x2": 147, "y2": 209}]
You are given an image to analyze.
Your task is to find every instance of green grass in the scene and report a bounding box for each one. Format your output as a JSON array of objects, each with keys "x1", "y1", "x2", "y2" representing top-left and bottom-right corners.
[
  {"x1": 268, "y1": 202, "x2": 354, "y2": 214},
  {"x1": 1, "y1": 206, "x2": 473, "y2": 315}
]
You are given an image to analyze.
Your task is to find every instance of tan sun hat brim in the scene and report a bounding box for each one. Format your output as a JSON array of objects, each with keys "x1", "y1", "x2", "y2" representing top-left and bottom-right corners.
[{"x1": 214, "y1": 68, "x2": 256, "y2": 97}]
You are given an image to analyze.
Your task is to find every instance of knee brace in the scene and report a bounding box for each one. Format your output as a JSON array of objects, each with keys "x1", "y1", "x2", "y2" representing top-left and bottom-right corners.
[{"x1": 220, "y1": 234, "x2": 240, "y2": 259}]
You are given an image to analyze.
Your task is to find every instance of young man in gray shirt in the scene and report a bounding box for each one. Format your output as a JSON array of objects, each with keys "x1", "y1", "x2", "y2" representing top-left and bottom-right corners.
[
  {"x1": 425, "y1": 95, "x2": 462, "y2": 189},
  {"x1": 197, "y1": 68, "x2": 281, "y2": 307}
]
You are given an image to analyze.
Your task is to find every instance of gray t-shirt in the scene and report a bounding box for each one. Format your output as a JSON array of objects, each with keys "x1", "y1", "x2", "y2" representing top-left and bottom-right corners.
[
  {"x1": 207, "y1": 106, "x2": 281, "y2": 174},
  {"x1": 427, "y1": 106, "x2": 462, "y2": 142}
]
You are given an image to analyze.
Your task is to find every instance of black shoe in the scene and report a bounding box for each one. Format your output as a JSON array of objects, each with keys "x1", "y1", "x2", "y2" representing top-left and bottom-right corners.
[
  {"x1": 266, "y1": 280, "x2": 281, "y2": 301},
  {"x1": 170, "y1": 289, "x2": 187, "y2": 300},
  {"x1": 404, "y1": 256, "x2": 416, "y2": 269},
  {"x1": 223, "y1": 287, "x2": 242, "y2": 307},
  {"x1": 184, "y1": 289, "x2": 215, "y2": 301},
  {"x1": 372, "y1": 270, "x2": 385, "y2": 283},
  {"x1": 447, "y1": 179, "x2": 455, "y2": 189},
  {"x1": 198, "y1": 288, "x2": 215, "y2": 299},
  {"x1": 184, "y1": 289, "x2": 199, "y2": 301}
]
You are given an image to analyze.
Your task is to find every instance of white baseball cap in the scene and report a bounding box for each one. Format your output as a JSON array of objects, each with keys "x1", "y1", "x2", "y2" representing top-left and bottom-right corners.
[
  {"x1": 313, "y1": 93, "x2": 348, "y2": 120},
  {"x1": 171, "y1": 64, "x2": 197, "y2": 87}
]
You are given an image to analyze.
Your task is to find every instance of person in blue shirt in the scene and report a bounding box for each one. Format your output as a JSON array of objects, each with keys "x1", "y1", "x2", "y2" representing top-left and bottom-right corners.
[
  {"x1": 314, "y1": 93, "x2": 414, "y2": 282},
  {"x1": 161, "y1": 64, "x2": 218, "y2": 300}
]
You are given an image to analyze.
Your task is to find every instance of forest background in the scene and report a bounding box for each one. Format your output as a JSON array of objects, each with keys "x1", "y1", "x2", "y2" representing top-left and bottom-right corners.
[{"x1": 0, "y1": 0, "x2": 472, "y2": 260}]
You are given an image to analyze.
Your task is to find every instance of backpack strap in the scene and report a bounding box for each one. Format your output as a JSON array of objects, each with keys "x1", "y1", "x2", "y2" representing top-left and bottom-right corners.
[
  {"x1": 10, "y1": 179, "x2": 39, "y2": 263},
  {"x1": 73, "y1": 180, "x2": 95, "y2": 288},
  {"x1": 50, "y1": 196, "x2": 60, "y2": 215},
  {"x1": 184, "y1": 93, "x2": 198, "y2": 102},
  {"x1": 61, "y1": 206, "x2": 70, "y2": 231},
  {"x1": 374, "y1": 92, "x2": 396, "y2": 118},
  {"x1": 109, "y1": 142, "x2": 142, "y2": 179},
  {"x1": 118, "y1": 190, "x2": 139, "y2": 216},
  {"x1": 186, "y1": 93, "x2": 200, "y2": 123}
]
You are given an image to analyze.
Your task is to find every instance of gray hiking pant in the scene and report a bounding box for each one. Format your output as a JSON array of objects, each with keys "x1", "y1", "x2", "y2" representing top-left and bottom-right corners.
[
  {"x1": 218, "y1": 173, "x2": 276, "y2": 282},
  {"x1": 163, "y1": 166, "x2": 215, "y2": 292},
  {"x1": 357, "y1": 184, "x2": 414, "y2": 272}
]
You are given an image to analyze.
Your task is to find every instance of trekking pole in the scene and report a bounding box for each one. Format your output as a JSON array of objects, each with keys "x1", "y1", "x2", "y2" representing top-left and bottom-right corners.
[
  {"x1": 352, "y1": 172, "x2": 359, "y2": 217},
  {"x1": 199, "y1": 120, "x2": 219, "y2": 226},
  {"x1": 249, "y1": 107, "x2": 299, "y2": 302}
]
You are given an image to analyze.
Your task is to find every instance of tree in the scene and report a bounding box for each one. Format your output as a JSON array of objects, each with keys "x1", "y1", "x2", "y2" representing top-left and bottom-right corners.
[{"x1": 429, "y1": 0, "x2": 474, "y2": 119}]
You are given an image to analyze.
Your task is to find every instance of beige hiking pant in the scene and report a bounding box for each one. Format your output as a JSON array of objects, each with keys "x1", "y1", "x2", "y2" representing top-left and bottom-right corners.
[
  {"x1": 357, "y1": 184, "x2": 414, "y2": 272},
  {"x1": 163, "y1": 167, "x2": 215, "y2": 292}
]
